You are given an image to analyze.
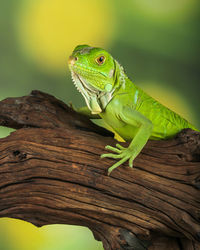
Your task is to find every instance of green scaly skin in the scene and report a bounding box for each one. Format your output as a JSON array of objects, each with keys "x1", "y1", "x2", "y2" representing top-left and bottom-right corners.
[{"x1": 68, "y1": 45, "x2": 199, "y2": 175}]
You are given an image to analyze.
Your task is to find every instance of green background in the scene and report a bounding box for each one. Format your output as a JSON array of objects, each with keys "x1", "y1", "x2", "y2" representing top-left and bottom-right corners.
[{"x1": 0, "y1": 0, "x2": 199, "y2": 249}]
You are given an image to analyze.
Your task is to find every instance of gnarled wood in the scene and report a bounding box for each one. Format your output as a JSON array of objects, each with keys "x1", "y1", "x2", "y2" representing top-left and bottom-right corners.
[{"x1": 0, "y1": 90, "x2": 199, "y2": 250}]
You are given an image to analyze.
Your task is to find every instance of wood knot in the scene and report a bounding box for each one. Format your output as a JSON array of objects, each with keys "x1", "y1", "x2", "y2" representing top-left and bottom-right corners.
[
  {"x1": 119, "y1": 229, "x2": 151, "y2": 249},
  {"x1": 13, "y1": 150, "x2": 27, "y2": 161}
]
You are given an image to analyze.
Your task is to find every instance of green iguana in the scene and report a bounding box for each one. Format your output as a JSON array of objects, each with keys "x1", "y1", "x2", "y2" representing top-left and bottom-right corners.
[{"x1": 68, "y1": 45, "x2": 199, "y2": 175}]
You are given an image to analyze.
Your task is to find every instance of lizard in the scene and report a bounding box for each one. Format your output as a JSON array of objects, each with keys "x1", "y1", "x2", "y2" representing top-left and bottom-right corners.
[{"x1": 68, "y1": 44, "x2": 199, "y2": 175}]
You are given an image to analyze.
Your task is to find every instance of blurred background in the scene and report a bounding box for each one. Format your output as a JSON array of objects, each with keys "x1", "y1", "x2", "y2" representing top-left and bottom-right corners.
[{"x1": 0, "y1": 0, "x2": 199, "y2": 249}]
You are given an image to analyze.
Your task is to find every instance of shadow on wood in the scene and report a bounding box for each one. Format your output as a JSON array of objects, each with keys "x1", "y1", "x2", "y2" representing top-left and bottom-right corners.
[{"x1": 0, "y1": 90, "x2": 199, "y2": 250}]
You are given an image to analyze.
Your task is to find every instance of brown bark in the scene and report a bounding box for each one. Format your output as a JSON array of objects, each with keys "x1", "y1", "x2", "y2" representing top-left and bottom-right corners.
[{"x1": 0, "y1": 90, "x2": 199, "y2": 250}]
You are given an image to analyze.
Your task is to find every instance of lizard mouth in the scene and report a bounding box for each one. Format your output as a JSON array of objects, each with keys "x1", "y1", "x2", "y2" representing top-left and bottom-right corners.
[
  {"x1": 70, "y1": 70, "x2": 102, "y2": 114},
  {"x1": 71, "y1": 71, "x2": 100, "y2": 95}
]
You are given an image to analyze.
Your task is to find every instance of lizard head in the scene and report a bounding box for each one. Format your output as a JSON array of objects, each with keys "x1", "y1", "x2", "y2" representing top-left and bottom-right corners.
[{"x1": 68, "y1": 45, "x2": 120, "y2": 114}]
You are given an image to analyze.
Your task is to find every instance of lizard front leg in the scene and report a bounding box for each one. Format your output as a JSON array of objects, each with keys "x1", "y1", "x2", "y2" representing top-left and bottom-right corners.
[{"x1": 101, "y1": 107, "x2": 153, "y2": 175}]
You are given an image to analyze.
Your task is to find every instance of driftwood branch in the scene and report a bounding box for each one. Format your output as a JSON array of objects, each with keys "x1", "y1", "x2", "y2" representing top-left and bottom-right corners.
[{"x1": 0, "y1": 90, "x2": 199, "y2": 250}]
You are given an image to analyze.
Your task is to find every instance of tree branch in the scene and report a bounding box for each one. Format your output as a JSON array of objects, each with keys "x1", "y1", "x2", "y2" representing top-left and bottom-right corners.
[{"x1": 0, "y1": 91, "x2": 199, "y2": 250}]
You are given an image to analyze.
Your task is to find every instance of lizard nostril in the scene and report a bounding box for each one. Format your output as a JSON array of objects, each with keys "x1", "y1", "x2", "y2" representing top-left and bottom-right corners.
[{"x1": 68, "y1": 56, "x2": 78, "y2": 65}]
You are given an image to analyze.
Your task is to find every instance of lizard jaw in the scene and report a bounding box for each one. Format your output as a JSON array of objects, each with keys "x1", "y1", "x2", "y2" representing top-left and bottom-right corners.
[{"x1": 71, "y1": 71, "x2": 102, "y2": 114}]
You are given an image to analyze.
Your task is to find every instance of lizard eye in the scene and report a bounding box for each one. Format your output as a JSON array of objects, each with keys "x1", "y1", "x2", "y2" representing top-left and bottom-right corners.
[{"x1": 96, "y1": 56, "x2": 105, "y2": 65}]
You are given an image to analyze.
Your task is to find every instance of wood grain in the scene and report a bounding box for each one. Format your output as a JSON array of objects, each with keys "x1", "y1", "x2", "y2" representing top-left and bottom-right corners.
[{"x1": 0, "y1": 90, "x2": 199, "y2": 250}]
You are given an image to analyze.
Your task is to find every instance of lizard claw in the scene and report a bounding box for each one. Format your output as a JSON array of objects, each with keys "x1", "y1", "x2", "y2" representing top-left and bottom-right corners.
[
  {"x1": 107, "y1": 156, "x2": 129, "y2": 175},
  {"x1": 105, "y1": 145, "x2": 121, "y2": 154},
  {"x1": 115, "y1": 144, "x2": 125, "y2": 150},
  {"x1": 101, "y1": 153, "x2": 121, "y2": 159},
  {"x1": 102, "y1": 144, "x2": 137, "y2": 174},
  {"x1": 129, "y1": 156, "x2": 134, "y2": 168}
]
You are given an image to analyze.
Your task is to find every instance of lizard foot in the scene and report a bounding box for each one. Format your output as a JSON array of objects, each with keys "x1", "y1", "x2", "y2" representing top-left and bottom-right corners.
[{"x1": 101, "y1": 144, "x2": 136, "y2": 175}]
